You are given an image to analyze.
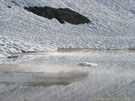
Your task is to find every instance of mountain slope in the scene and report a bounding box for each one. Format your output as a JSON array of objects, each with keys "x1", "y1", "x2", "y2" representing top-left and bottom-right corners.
[{"x1": 0, "y1": 0, "x2": 135, "y2": 57}]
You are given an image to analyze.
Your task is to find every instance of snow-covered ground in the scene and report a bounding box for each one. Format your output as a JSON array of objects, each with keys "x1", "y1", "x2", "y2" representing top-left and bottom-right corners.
[
  {"x1": 0, "y1": 0, "x2": 135, "y2": 57},
  {"x1": 0, "y1": 0, "x2": 135, "y2": 101}
]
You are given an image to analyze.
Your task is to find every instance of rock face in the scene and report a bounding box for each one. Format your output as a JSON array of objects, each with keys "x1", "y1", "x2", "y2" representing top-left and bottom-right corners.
[{"x1": 24, "y1": 6, "x2": 90, "y2": 24}]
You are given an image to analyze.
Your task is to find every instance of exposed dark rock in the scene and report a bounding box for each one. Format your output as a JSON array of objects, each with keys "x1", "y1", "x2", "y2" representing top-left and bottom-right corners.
[
  {"x1": 24, "y1": 6, "x2": 90, "y2": 24},
  {"x1": 7, "y1": 56, "x2": 18, "y2": 59},
  {"x1": 7, "y1": 6, "x2": 11, "y2": 8}
]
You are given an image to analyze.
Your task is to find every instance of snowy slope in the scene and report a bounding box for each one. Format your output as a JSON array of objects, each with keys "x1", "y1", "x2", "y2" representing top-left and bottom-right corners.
[
  {"x1": 0, "y1": 0, "x2": 135, "y2": 57},
  {"x1": 0, "y1": 1, "x2": 135, "y2": 101}
]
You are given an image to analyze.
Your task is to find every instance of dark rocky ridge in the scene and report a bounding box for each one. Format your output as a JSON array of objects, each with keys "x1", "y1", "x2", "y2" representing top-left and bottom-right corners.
[{"x1": 24, "y1": 6, "x2": 90, "y2": 25}]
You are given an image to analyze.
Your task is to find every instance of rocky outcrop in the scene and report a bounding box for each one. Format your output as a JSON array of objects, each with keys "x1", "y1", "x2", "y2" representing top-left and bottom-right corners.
[{"x1": 24, "y1": 6, "x2": 90, "y2": 24}]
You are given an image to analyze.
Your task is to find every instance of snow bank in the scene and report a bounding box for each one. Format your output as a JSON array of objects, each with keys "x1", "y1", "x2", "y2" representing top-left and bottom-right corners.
[{"x1": 0, "y1": 36, "x2": 53, "y2": 58}]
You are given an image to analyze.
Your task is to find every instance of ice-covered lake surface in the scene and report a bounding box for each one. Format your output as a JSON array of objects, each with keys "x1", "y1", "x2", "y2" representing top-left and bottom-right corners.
[
  {"x1": 0, "y1": 50, "x2": 135, "y2": 101},
  {"x1": 0, "y1": 0, "x2": 135, "y2": 101}
]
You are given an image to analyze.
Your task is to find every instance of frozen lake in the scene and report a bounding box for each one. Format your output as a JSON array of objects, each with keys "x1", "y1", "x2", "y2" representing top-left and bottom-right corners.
[{"x1": 0, "y1": 49, "x2": 135, "y2": 101}]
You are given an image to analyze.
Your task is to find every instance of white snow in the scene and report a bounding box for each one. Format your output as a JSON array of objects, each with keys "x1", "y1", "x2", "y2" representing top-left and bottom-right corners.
[
  {"x1": 0, "y1": 0, "x2": 135, "y2": 101},
  {"x1": 0, "y1": 0, "x2": 135, "y2": 57},
  {"x1": 0, "y1": 35, "x2": 54, "y2": 58}
]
